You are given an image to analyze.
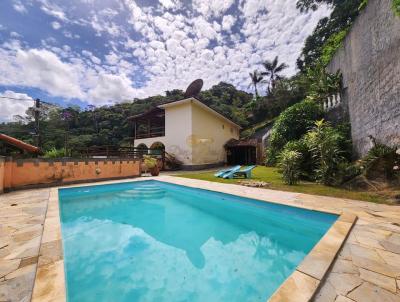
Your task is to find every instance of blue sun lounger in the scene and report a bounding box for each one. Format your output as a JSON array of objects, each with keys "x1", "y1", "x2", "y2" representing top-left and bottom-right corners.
[
  {"x1": 222, "y1": 165, "x2": 256, "y2": 179},
  {"x1": 214, "y1": 165, "x2": 241, "y2": 177}
]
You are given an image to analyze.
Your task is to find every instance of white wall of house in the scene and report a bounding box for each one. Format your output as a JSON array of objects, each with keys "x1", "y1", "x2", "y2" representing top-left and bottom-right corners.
[
  {"x1": 134, "y1": 98, "x2": 240, "y2": 167},
  {"x1": 191, "y1": 101, "x2": 240, "y2": 165}
]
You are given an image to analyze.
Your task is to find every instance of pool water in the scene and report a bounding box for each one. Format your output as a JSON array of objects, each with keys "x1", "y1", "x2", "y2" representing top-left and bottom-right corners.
[{"x1": 59, "y1": 180, "x2": 337, "y2": 302}]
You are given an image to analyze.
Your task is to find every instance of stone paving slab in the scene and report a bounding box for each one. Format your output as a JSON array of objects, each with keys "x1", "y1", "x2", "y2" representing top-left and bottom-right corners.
[{"x1": 1, "y1": 176, "x2": 400, "y2": 302}]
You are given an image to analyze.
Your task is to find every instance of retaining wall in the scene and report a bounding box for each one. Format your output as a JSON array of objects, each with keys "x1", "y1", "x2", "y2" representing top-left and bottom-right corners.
[
  {"x1": 0, "y1": 157, "x2": 141, "y2": 191},
  {"x1": 327, "y1": 0, "x2": 400, "y2": 156}
]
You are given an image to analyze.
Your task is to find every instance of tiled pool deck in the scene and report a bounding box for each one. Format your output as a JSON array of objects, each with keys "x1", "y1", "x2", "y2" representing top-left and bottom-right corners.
[{"x1": 1, "y1": 175, "x2": 399, "y2": 302}]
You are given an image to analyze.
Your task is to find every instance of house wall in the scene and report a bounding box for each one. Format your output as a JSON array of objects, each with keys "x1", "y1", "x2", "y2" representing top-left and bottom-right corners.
[
  {"x1": 2, "y1": 158, "x2": 140, "y2": 191},
  {"x1": 327, "y1": 0, "x2": 400, "y2": 156},
  {"x1": 0, "y1": 157, "x2": 5, "y2": 193},
  {"x1": 134, "y1": 101, "x2": 193, "y2": 165},
  {"x1": 191, "y1": 102, "x2": 240, "y2": 166}
]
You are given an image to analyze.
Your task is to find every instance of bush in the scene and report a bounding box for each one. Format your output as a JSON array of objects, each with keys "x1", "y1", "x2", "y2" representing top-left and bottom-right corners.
[
  {"x1": 282, "y1": 139, "x2": 314, "y2": 179},
  {"x1": 278, "y1": 150, "x2": 302, "y2": 185},
  {"x1": 361, "y1": 138, "x2": 399, "y2": 181},
  {"x1": 43, "y1": 148, "x2": 68, "y2": 159},
  {"x1": 303, "y1": 120, "x2": 346, "y2": 185},
  {"x1": 265, "y1": 99, "x2": 323, "y2": 165}
]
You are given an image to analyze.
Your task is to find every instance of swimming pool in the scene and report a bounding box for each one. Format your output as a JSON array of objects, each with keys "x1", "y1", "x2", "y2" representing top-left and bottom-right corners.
[{"x1": 59, "y1": 180, "x2": 337, "y2": 302}]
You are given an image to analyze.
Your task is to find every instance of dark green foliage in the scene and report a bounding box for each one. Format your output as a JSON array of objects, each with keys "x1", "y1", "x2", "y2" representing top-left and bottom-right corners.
[
  {"x1": 296, "y1": 0, "x2": 363, "y2": 70},
  {"x1": 265, "y1": 100, "x2": 323, "y2": 165},
  {"x1": 393, "y1": 0, "x2": 400, "y2": 16},
  {"x1": 278, "y1": 150, "x2": 302, "y2": 185},
  {"x1": 360, "y1": 138, "x2": 399, "y2": 181}
]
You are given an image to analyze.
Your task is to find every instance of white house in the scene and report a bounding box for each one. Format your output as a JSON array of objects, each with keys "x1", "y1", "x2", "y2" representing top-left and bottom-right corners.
[{"x1": 129, "y1": 97, "x2": 241, "y2": 169}]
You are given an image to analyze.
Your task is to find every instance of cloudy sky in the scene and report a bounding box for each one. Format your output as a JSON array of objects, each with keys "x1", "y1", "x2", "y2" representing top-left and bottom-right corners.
[{"x1": 0, "y1": 0, "x2": 329, "y2": 121}]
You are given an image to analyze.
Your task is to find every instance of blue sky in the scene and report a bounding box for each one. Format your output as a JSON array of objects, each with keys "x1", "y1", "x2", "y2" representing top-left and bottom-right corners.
[{"x1": 0, "y1": 0, "x2": 329, "y2": 121}]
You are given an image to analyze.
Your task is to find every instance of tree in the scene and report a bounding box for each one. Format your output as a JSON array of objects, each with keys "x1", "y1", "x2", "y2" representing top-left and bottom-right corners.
[
  {"x1": 248, "y1": 70, "x2": 264, "y2": 98},
  {"x1": 296, "y1": 0, "x2": 363, "y2": 70},
  {"x1": 261, "y1": 56, "x2": 288, "y2": 93}
]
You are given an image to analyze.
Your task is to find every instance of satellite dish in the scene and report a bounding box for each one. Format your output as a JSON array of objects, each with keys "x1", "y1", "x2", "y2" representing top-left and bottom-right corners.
[{"x1": 184, "y1": 79, "x2": 203, "y2": 98}]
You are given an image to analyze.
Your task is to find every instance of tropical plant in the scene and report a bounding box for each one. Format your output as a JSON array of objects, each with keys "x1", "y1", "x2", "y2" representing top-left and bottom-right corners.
[
  {"x1": 42, "y1": 147, "x2": 68, "y2": 158},
  {"x1": 278, "y1": 150, "x2": 302, "y2": 185},
  {"x1": 301, "y1": 63, "x2": 342, "y2": 103},
  {"x1": 296, "y1": 0, "x2": 363, "y2": 70},
  {"x1": 143, "y1": 155, "x2": 158, "y2": 169},
  {"x1": 248, "y1": 70, "x2": 264, "y2": 98},
  {"x1": 360, "y1": 137, "x2": 399, "y2": 180},
  {"x1": 303, "y1": 119, "x2": 346, "y2": 185},
  {"x1": 393, "y1": 0, "x2": 400, "y2": 16},
  {"x1": 261, "y1": 56, "x2": 288, "y2": 93},
  {"x1": 265, "y1": 99, "x2": 323, "y2": 165},
  {"x1": 282, "y1": 139, "x2": 314, "y2": 178}
]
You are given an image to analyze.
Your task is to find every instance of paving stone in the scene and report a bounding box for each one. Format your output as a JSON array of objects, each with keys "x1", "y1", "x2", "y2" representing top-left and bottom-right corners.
[
  {"x1": 327, "y1": 273, "x2": 363, "y2": 296},
  {"x1": 348, "y1": 282, "x2": 400, "y2": 302},
  {"x1": 0, "y1": 259, "x2": 21, "y2": 278},
  {"x1": 352, "y1": 256, "x2": 398, "y2": 278},
  {"x1": 331, "y1": 259, "x2": 359, "y2": 274},
  {"x1": 349, "y1": 244, "x2": 383, "y2": 262},
  {"x1": 314, "y1": 281, "x2": 337, "y2": 302},
  {"x1": 335, "y1": 295, "x2": 355, "y2": 302},
  {"x1": 359, "y1": 268, "x2": 397, "y2": 293},
  {"x1": 5, "y1": 264, "x2": 37, "y2": 281},
  {"x1": 269, "y1": 270, "x2": 319, "y2": 302}
]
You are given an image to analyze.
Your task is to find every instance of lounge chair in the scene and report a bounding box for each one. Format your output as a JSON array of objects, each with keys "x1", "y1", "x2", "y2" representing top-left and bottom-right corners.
[
  {"x1": 214, "y1": 165, "x2": 241, "y2": 177},
  {"x1": 222, "y1": 165, "x2": 256, "y2": 179}
]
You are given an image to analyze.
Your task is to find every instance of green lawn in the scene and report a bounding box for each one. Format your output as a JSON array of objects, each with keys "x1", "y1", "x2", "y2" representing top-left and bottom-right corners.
[{"x1": 176, "y1": 166, "x2": 389, "y2": 204}]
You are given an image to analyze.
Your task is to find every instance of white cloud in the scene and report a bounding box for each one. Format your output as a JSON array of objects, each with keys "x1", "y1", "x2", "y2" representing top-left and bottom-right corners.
[
  {"x1": 0, "y1": 90, "x2": 33, "y2": 122},
  {"x1": 193, "y1": 0, "x2": 235, "y2": 18},
  {"x1": 13, "y1": 1, "x2": 27, "y2": 14},
  {"x1": 51, "y1": 21, "x2": 61, "y2": 30},
  {"x1": 222, "y1": 15, "x2": 236, "y2": 32},
  {"x1": 1, "y1": 0, "x2": 331, "y2": 106}
]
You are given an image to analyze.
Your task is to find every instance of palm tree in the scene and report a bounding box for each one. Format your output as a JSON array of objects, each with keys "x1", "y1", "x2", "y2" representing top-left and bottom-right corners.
[
  {"x1": 248, "y1": 70, "x2": 264, "y2": 98},
  {"x1": 261, "y1": 56, "x2": 288, "y2": 93}
]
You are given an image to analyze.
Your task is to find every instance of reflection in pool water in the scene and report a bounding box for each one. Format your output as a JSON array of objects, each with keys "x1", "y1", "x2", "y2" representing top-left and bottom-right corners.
[{"x1": 59, "y1": 180, "x2": 337, "y2": 302}]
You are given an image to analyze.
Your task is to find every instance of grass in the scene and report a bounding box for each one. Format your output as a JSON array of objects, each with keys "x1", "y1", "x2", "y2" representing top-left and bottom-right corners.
[{"x1": 176, "y1": 166, "x2": 391, "y2": 204}]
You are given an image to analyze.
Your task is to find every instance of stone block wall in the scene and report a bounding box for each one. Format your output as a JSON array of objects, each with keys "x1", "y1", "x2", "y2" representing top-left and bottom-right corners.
[
  {"x1": 1, "y1": 158, "x2": 140, "y2": 191},
  {"x1": 327, "y1": 0, "x2": 400, "y2": 156}
]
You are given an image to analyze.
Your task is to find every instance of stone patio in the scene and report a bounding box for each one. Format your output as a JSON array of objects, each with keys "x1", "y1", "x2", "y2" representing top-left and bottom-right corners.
[{"x1": 0, "y1": 176, "x2": 400, "y2": 302}]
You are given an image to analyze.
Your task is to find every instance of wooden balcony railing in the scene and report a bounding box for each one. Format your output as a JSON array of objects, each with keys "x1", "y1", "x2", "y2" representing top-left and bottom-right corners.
[
  {"x1": 74, "y1": 146, "x2": 164, "y2": 160},
  {"x1": 135, "y1": 126, "x2": 165, "y2": 139}
]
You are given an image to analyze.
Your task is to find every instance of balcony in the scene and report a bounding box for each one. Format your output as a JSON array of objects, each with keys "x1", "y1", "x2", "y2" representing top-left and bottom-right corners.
[{"x1": 128, "y1": 107, "x2": 166, "y2": 140}]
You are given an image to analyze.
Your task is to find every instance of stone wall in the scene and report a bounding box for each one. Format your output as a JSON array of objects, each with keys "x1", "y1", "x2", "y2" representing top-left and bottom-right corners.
[
  {"x1": 1, "y1": 158, "x2": 141, "y2": 191},
  {"x1": 327, "y1": 0, "x2": 400, "y2": 156}
]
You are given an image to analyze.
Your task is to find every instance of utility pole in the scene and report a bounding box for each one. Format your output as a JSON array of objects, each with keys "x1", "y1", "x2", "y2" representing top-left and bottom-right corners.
[{"x1": 34, "y1": 98, "x2": 41, "y2": 147}]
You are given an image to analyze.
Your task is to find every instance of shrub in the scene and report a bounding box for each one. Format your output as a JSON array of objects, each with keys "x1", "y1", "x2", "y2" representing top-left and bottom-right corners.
[
  {"x1": 278, "y1": 150, "x2": 302, "y2": 185},
  {"x1": 393, "y1": 0, "x2": 400, "y2": 16},
  {"x1": 143, "y1": 155, "x2": 158, "y2": 169},
  {"x1": 282, "y1": 139, "x2": 314, "y2": 179},
  {"x1": 304, "y1": 120, "x2": 346, "y2": 185},
  {"x1": 265, "y1": 99, "x2": 323, "y2": 165},
  {"x1": 43, "y1": 148, "x2": 68, "y2": 158},
  {"x1": 360, "y1": 138, "x2": 399, "y2": 181}
]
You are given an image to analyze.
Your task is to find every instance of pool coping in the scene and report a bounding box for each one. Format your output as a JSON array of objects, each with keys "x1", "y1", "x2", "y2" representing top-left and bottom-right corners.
[{"x1": 31, "y1": 176, "x2": 357, "y2": 302}]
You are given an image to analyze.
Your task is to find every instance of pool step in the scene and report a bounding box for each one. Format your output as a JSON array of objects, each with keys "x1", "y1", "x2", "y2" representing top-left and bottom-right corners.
[{"x1": 116, "y1": 187, "x2": 166, "y2": 200}]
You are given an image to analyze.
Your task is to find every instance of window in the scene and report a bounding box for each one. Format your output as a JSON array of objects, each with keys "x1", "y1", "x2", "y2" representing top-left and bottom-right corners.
[{"x1": 222, "y1": 124, "x2": 225, "y2": 129}]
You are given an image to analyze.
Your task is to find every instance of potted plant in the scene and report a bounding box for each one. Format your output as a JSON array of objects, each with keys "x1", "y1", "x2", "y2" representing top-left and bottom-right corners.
[{"x1": 143, "y1": 155, "x2": 159, "y2": 176}]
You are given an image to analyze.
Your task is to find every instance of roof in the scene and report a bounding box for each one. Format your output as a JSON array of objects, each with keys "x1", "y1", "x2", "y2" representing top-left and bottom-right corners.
[
  {"x1": 224, "y1": 138, "x2": 259, "y2": 148},
  {"x1": 158, "y1": 98, "x2": 242, "y2": 129},
  {"x1": 127, "y1": 107, "x2": 164, "y2": 120},
  {"x1": 0, "y1": 133, "x2": 41, "y2": 154}
]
